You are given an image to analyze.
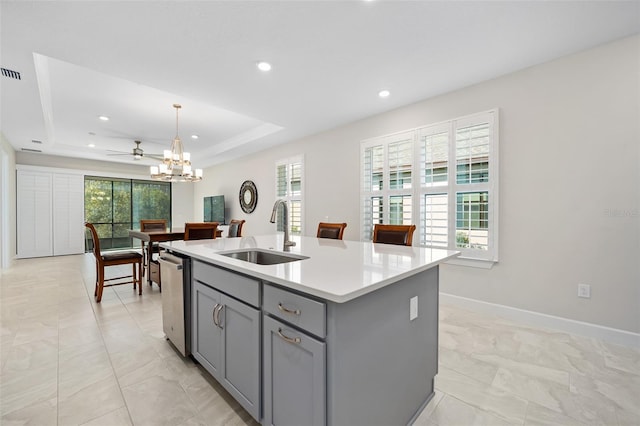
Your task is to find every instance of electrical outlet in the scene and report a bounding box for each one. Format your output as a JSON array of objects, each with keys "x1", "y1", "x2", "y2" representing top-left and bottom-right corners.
[
  {"x1": 578, "y1": 283, "x2": 591, "y2": 299},
  {"x1": 410, "y1": 296, "x2": 418, "y2": 321}
]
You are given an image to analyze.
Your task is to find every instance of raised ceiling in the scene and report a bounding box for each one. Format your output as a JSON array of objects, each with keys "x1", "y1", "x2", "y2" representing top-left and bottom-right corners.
[{"x1": 1, "y1": 1, "x2": 638, "y2": 169}]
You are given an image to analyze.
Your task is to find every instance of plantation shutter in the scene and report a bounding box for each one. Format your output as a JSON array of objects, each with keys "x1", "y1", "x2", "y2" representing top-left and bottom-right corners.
[
  {"x1": 275, "y1": 157, "x2": 304, "y2": 235},
  {"x1": 361, "y1": 109, "x2": 498, "y2": 261}
]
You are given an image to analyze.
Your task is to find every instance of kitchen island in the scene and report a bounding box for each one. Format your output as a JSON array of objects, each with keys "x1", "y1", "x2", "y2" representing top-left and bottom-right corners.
[{"x1": 161, "y1": 235, "x2": 458, "y2": 426}]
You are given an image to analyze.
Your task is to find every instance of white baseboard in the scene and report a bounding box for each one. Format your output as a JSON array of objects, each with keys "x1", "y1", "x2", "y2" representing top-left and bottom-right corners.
[{"x1": 440, "y1": 293, "x2": 640, "y2": 349}]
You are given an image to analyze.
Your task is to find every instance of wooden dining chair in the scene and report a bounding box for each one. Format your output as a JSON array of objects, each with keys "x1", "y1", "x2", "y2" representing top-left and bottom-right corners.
[
  {"x1": 372, "y1": 224, "x2": 416, "y2": 246},
  {"x1": 184, "y1": 222, "x2": 219, "y2": 240},
  {"x1": 85, "y1": 222, "x2": 143, "y2": 303},
  {"x1": 227, "y1": 219, "x2": 246, "y2": 238},
  {"x1": 317, "y1": 222, "x2": 347, "y2": 240},
  {"x1": 140, "y1": 219, "x2": 168, "y2": 279}
]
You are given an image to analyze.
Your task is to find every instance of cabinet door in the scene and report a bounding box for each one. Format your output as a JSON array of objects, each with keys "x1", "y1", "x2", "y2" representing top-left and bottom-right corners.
[
  {"x1": 17, "y1": 170, "x2": 52, "y2": 258},
  {"x1": 263, "y1": 315, "x2": 326, "y2": 426},
  {"x1": 53, "y1": 173, "x2": 84, "y2": 255},
  {"x1": 220, "y1": 295, "x2": 261, "y2": 421},
  {"x1": 192, "y1": 282, "x2": 223, "y2": 377}
]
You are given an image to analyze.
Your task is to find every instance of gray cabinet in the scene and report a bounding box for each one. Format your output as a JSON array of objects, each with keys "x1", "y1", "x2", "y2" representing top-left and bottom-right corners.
[
  {"x1": 263, "y1": 315, "x2": 326, "y2": 426},
  {"x1": 192, "y1": 282, "x2": 223, "y2": 375},
  {"x1": 263, "y1": 283, "x2": 326, "y2": 426},
  {"x1": 221, "y1": 294, "x2": 260, "y2": 418},
  {"x1": 192, "y1": 280, "x2": 261, "y2": 421},
  {"x1": 187, "y1": 259, "x2": 439, "y2": 426}
]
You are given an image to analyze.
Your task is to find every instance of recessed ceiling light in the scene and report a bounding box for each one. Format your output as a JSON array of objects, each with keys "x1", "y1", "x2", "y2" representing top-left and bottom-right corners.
[
  {"x1": 88, "y1": 143, "x2": 95, "y2": 148},
  {"x1": 191, "y1": 134, "x2": 199, "y2": 140},
  {"x1": 256, "y1": 61, "x2": 272, "y2": 72},
  {"x1": 98, "y1": 115, "x2": 109, "y2": 121},
  {"x1": 378, "y1": 90, "x2": 390, "y2": 98}
]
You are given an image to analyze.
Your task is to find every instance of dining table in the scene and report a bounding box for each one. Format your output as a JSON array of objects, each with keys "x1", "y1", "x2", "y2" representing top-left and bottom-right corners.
[
  {"x1": 128, "y1": 229, "x2": 186, "y2": 286},
  {"x1": 129, "y1": 228, "x2": 224, "y2": 286}
]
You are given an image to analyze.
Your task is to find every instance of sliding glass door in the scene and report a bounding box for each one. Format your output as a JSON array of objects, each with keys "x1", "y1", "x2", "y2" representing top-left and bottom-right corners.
[
  {"x1": 132, "y1": 180, "x2": 171, "y2": 228},
  {"x1": 84, "y1": 177, "x2": 171, "y2": 250}
]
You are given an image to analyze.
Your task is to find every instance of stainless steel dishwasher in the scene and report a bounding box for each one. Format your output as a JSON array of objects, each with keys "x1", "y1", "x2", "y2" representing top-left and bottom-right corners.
[{"x1": 158, "y1": 252, "x2": 191, "y2": 356}]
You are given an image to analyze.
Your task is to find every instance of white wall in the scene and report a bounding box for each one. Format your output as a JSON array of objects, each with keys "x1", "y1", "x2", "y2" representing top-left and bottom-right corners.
[
  {"x1": 16, "y1": 151, "x2": 158, "y2": 176},
  {"x1": 172, "y1": 181, "x2": 195, "y2": 228},
  {"x1": 14, "y1": 152, "x2": 195, "y2": 233},
  {"x1": 196, "y1": 35, "x2": 639, "y2": 333},
  {"x1": 0, "y1": 133, "x2": 17, "y2": 268}
]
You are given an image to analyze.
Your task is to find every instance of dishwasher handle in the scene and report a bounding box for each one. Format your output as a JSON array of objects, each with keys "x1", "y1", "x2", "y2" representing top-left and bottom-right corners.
[{"x1": 159, "y1": 255, "x2": 183, "y2": 270}]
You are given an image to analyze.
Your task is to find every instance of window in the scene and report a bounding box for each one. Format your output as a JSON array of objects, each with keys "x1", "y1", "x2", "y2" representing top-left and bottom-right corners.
[
  {"x1": 84, "y1": 177, "x2": 171, "y2": 250},
  {"x1": 361, "y1": 131, "x2": 414, "y2": 240},
  {"x1": 275, "y1": 156, "x2": 304, "y2": 235},
  {"x1": 361, "y1": 110, "x2": 498, "y2": 261}
]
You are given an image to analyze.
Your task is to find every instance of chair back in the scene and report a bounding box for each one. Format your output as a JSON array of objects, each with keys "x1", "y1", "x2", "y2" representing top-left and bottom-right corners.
[
  {"x1": 227, "y1": 219, "x2": 246, "y2": 238},
  {"x1": 140, "y1": 219, "x2": 167, "y2": 232},
  {"x1": 85, "y1": 222, "x2": 101, "y2": 256},
  {"x1": 184, "y1": 222, "x2": 219, "y2": 240},
  {"x1": 317, "y1": 222, "x2": 347, "y2": 240},
  {"x1": 372, "y1": 224, "x2": 416, "y2": 246}
]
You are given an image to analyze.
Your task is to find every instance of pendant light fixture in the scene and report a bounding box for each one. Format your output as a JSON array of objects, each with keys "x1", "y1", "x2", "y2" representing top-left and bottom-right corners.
[{"x1": 150, "y1": 104, "x2": 203, "y2": 182}]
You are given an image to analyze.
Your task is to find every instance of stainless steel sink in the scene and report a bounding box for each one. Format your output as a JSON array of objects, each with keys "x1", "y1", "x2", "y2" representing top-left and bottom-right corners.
[{"x1": 218, "y1": 249, "x2": 309, "y2": 265}]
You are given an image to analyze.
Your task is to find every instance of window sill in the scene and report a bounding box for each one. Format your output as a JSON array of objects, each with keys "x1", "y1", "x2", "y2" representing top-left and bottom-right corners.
[{"x1": 445, "y1": 256, "x2": 497, "y2": 269}]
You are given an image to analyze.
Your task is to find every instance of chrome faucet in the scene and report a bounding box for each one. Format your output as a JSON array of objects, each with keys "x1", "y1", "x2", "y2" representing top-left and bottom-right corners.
[{"x1": 270, "y1": 199, "x2": 296, "y2": 251}]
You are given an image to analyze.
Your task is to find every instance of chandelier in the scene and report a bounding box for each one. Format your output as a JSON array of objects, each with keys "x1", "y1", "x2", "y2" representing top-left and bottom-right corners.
[{"x1": 150, "y1": 104, "x2": 203, "y2": 182}]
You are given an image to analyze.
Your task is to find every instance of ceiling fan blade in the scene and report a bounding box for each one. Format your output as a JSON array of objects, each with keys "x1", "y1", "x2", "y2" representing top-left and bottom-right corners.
[
  {"x1": 145, "y1": 154, "x2": 165, "y2": 160},
  {"x1": 104, "y1": 141, "x2": 165, "y2": 161}
]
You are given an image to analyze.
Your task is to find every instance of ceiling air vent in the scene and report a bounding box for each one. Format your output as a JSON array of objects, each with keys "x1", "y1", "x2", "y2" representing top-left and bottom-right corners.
[
  {"x1": 1, "y1": 67, "x2": 21, "y2": 80},
  {"x1": 21, "y1": 148, "x2": 42, "y2": 153}
]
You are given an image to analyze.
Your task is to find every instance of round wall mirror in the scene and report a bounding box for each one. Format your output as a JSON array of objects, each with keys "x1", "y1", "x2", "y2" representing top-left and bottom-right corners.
[{"x1": 239, "y1": 180, "x2": 258, "y2": 213}]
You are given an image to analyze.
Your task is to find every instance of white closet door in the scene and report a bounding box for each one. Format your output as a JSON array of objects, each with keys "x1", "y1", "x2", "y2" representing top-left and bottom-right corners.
[
  {"x1": 53, "y1": 173, "x2": 85, "y2": 255},
  {"x1": 17, "y1": 170, "x2": 53, "y2": 258}
]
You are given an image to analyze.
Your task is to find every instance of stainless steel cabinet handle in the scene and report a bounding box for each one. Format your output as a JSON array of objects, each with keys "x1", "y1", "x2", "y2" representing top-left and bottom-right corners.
[
  {"x1": 217, "y1": 305, "x2": 224, "y2": 330},
  {"x1": 213, "y1": 304, "x2": 224, "y2": 328},
  {"x1": 277, "y1": 328, "x2": 301, "y2": 344},
  {"x1": 212, "y1": 304, "x2": 220, "y2": 326},
  {"x1": 277, "y1": 303, "x2": 301, "y2": 316}
]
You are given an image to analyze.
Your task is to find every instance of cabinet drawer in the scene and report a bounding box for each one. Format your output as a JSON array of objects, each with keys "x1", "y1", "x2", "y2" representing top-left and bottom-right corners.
[
  {"x1": 149, "y1": 260, "x2": 161, "y2": 285},
  {"x1": 264, "y1": 283, "x2": 326, "y2": 338},
  {"x1": 192, "y1": 260, "x2": 260, "y2": 307}
]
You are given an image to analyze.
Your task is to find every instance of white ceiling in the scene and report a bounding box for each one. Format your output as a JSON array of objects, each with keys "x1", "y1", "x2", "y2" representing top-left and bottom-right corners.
[{"x1": 1, "y1": 1, "x2": 638, "y2": 169}]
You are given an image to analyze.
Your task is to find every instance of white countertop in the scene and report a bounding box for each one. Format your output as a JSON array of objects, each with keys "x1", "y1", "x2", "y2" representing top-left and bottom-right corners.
[{"x1": 161, "y1": 234, "x2": 459, "y2": 303}]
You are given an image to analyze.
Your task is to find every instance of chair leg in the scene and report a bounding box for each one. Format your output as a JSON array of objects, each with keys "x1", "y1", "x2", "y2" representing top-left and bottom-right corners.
[
  {"x1": 94, "y1": 263, "x2": 99, "y2": 297},
  {"x1": 132, "y1": 263, "x2": 137, "y2": 290},
  {"x1": 136, "y1": 262, "x2": 142, "y2": 295},
  {"x1": 141, "y1": 242, "x2": 147, "y2": 277},
  {"x1": 148, "y1": 243, "x2": 156, "y2": 286},
  {"x1": 154, "y1": 256, "x2": 162, "y2": 292},
  {"x1": 96, "y1": 267, "x2": 105, "y2": 303}
]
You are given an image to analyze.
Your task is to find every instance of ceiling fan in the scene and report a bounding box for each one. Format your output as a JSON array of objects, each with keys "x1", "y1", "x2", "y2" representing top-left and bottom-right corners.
[{"x1": 107, "y1": 140, "x2": 162, "y2": 161}]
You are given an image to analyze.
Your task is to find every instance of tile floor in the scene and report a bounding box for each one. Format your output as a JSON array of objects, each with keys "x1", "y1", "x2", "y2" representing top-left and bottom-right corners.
[{"x1": 1, "y1": 254, "x2": 638, "y2": 426}]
